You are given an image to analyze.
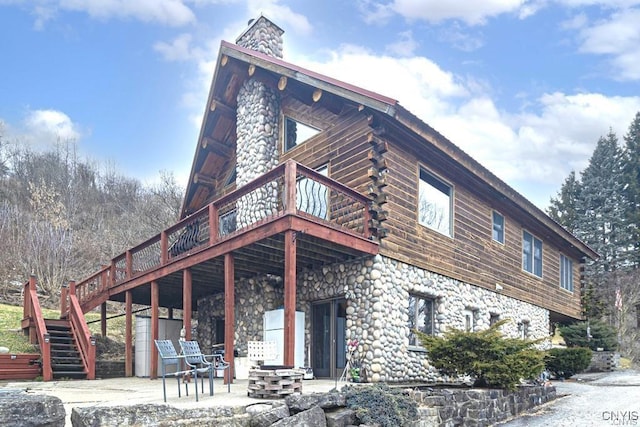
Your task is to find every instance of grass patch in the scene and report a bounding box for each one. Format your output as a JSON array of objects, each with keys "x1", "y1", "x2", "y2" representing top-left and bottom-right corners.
[{"x1": 0, "y1": 303, "x2": 128, "y2": 355}]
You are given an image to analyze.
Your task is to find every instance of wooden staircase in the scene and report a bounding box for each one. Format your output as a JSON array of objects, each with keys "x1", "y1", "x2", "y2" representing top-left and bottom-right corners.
[
  {"x1": 45, "y1": 319, "x2": 88, "y2": 380},
  {"x1": 22, "y1": 276, "x2": 96, "y2": 381}
]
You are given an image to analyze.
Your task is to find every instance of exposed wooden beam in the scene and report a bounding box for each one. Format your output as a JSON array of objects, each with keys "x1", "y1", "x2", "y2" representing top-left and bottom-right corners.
[
  {"x1": 283, "y1": 230, "x2": 297, "y2": 367},
  {"x1": 221, "y1": 55, "x2": 228, "y2": 67},
  {"x1": 150, "y1": 281, "x2": 159, "y2": 380},
  {"x1": 183, "y1": 269, "x2": 192, "y2": 341},
  {"x1": 201, "y1": 137, "x2": 234, "y2": 158},
  {"x1": 125, "y1": 290, "x2": 132, "y2": 377},
  {"x1": 193, "y1": 173, "x2": 217, "y2": 188},
  {"x1": 224, "y1": 253, "x2": 235, "y2": 385},
  {"x1": 278, "y1": 76, "x2": 287, "y2": 91},
  {"x1": 209, "y1": 98, "x2": 236, "y2": 117},
  {"x1": 312, "y1": 88, "x2": 322, "y2": 103},
  {"x1": 248, "y1": 64, "x2": 256, "y2": 76}
]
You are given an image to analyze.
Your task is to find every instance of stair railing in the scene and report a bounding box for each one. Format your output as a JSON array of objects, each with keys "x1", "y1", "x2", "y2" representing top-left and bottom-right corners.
[
  {"x1": 22, "y1": 276, "x2": 52, "y2": 381},
  {"x1": 67, "y1": 280, "x2": 96, "y2": 380}
]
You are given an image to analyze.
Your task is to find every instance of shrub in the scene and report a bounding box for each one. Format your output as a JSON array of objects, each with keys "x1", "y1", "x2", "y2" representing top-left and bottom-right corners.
[
  {"x1": 558, "y1": 321, "x2": 617, "y2": 351},
  {"x1": 545, "y1": 347, "x2": 592, "y2": 379},
  {"x1": 344, "y1": 383, "x2": 418, "y2": 427},
  {"x1": 417, "y1": 319, "x2": 545, "y2": 391}
]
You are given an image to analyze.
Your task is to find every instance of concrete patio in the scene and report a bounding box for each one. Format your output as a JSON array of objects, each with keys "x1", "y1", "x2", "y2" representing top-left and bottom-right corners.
[{"x1": 1, "y1": 376, "x2": 341, "y2": 426}]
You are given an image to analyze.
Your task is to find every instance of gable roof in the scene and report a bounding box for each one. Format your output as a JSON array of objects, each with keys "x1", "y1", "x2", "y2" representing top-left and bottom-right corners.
[{"x1": 182, "y1": 40, "x2": 598, "y2": 261}]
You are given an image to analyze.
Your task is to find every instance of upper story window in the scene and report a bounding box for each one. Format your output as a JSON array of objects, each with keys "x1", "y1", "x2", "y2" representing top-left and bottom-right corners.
[
  {"x1": 492, "y1": 211, "x2": 505, "y2": 244},
  {"x1": 522, "y1": 230, "x2": 543, "y2": 277},
  {"x1": 560, "y1": 254, "x2": 574, "y2": 292},
  {"x1": 418, "y1": 168, "x2": 452, "y2": 237},
  {"x1": 408, "y1": 294, "x2": 434, "y2": 346},
  {"x1": 284, "y1": 117, "x2": 320, "y2": 152}
]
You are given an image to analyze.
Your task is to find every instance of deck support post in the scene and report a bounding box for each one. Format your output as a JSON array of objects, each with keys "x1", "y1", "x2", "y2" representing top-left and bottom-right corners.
[
  {"x1": 224, "y1": 253, "x2": 235, "y2": 384},
  {"x1": 125, "y1": 290, "x2": 133, "y2": 377},
  {"x1": 150, "y1": 281, "x2": 159, "y2": 380},
  {"x1": 283, "y1": 230, "x2": 297, "y2": 367},
  {"x1": 100, "y1": 302, "x2": 107, "y2": 338},
  {"x1": 183, "y1": 269, "x2": 192, "y2": 340}
]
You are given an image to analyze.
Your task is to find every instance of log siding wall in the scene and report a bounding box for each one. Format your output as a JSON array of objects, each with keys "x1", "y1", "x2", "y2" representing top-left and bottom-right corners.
[{"x1": 278, "y1": 100, "x2": 582, "y2": 319}]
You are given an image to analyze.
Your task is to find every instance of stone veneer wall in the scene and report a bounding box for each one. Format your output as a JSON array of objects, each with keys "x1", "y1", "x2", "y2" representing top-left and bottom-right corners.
[
  {"x1": 298, "y1": 254, "x2": 551, "y2": 383},
  {"x1": 236, "y1": 16, "x2": 284, "y2": 58},
  {"x1": 197, "y1": 254, "x2": 551, "y2": 383},
  {"x1": 197, "y1": 275, "x2": 284, "y2": 356}
]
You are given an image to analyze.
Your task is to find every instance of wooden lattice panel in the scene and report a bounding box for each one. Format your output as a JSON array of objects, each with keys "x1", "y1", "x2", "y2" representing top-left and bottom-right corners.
[{"x1": 247, "y1": 369, "x2": 303, "y2": 398}]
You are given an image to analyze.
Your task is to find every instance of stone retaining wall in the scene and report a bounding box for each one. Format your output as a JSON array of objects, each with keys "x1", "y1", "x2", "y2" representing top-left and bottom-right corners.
[
  {"x1": 68, "y1": 385, "x2": 556, "y2": 427},
  {"x1": 588, "y1": 351, "x2": 620, "y2": 372}
]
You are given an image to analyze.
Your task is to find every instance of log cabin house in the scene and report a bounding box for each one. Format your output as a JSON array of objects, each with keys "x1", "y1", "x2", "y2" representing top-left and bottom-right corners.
[{"x1": 22, "y1": 15, "x2": 597, "y2": 382}]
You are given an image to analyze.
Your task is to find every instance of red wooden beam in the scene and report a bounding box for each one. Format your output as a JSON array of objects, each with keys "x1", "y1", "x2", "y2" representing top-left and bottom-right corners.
[
  {"x1": 284, "y1": 160, "x2": 297, "y2": 215},
  {"x1": 224, "y1": 253, "x2": 235, "y2": 384},
  {"x1": 100, "y1": 302, "x2": 107, "y2": 338},
  {"x1": 209, "y1": 204, "x2": 218, "y2": 244},
  {"x1": 150, "y1": 281, "x2": 159, "y2": 380},
  {"x1": 160, "y1": 231, "x2": 168, "y2": 264},
  {"x1": 125, "y1": 290, "x2": 133, "y2": 377},
  {"x1": 183, "y1": 269, "x2": 192, "y2": 341},
  {"x1": 283, "y1": 230, "x2": 297, "y2": 367}
]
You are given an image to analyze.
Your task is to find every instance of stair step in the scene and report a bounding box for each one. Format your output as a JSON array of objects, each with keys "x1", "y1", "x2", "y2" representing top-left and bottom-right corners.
[
  {"x1": 52, "y1": 364, "x2": 84, "y2": 370},
  {"x1": 52, "y1": 372, "x2": 87, "y2": 379}
]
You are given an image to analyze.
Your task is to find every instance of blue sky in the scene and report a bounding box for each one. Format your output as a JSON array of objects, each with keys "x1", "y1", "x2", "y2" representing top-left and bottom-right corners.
[{"x1": 1, "y1": 0, "x2": 639, "y2": 209}]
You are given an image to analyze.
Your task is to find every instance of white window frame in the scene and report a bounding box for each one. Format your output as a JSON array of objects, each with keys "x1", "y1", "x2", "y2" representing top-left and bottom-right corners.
[
  {"x1": 560, "y1": 254, "x2": 574, "y2": 292},
  {"x1": 492, "y1": 210, "x2": 505, "y2": 244},
  {"x1": 418, "y1": 168, "x2": 453, "y2": 237},
  {"x1": 522, "y1": 230, "x2": 543, "y2": 278},
  {"x1": 463, "y1": 309, "x2": 476, "y2": 332},
  {"x1": 408, "y1": 294, "x2": 435, "y2": 347}
]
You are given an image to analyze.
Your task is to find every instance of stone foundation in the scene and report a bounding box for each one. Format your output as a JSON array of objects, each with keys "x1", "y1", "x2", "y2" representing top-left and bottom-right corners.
[{"x1": 197, "y1": 254, "x2": 552, "y2": 384}]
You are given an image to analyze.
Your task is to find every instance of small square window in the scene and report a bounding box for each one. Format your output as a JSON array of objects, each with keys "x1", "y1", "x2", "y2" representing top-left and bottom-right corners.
[
  {"x1": 492, "y1": 211, "x2": 504, "y2": 244},
  {"x1": 489, "y1": 313, "x2": 500, "y2": 326}
]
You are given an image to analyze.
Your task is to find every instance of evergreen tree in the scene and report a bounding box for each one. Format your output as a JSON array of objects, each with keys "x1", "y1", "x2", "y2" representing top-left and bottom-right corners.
[
  {"x1": 547, "y1": 170, "x2": 581, "y2": 233},
  {"x1": 575, "y1": 130, "x2": 627, "y2": 276},
  {"x1": 575, "y1": 130, "x2": 627, "y2": 318},
  {"x1": 622, "y1": 112, "x2": 640, "y2": 268}
]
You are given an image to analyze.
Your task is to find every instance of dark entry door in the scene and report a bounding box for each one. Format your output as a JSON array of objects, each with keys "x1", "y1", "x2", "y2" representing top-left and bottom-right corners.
[{"x1": 311, "y1": 299, "x2": 346, "y2": 378}]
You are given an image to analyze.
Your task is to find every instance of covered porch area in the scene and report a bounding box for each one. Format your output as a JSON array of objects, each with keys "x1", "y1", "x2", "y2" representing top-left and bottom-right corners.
[{"x1": 72, "y1": 160, "x2": 378, "y2": 381}]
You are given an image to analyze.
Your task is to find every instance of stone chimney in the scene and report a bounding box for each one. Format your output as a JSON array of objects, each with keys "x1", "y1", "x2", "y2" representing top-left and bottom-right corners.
[
  {"x1": 236, "y1": 15, "x2": 284, "y2": 58},
  {"x1": 234, "y1": 16, "x2": 284, "y2": 227}
]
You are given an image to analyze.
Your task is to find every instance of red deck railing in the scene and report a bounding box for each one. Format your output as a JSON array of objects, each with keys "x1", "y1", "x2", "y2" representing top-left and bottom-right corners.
[
  {"x1": 21, "y1": 276, "x2": 52, "y2": 381},
  {"x1": 71, "y1": 160, "x2": 372, "y2": 312}
]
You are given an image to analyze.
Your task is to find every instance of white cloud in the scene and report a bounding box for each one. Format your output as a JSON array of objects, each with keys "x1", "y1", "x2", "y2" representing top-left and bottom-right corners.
[
  {"x1": 575, "y1": 8, "x2": 640, "y2": 80},
  {"x1": 385, "y1": 31, "x2": 419, "y2": 57},
  {"x1": 246, "y1": 0, "x2": 313, "y2": 36},
  {"x1": 154, "y1": 33, "x2": 200, "y2": 61},
  {"x1": 18, "y1": 0, "x2": 196, "y2": 28},
  {"x1": 381, "y1": 0, "x2": 530, "y2": 25},
  {"x1": 25, "y1": 110, "x2": 81, "y2": 141},
  {"x1": 290, "y1": 45, "x2": 640, "y2": 207}
]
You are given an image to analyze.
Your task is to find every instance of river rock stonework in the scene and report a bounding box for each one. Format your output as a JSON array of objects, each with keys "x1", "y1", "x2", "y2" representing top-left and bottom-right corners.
[
  {"x1": 236, "y1": 16, "x2": 284, "y2": 59},
  {"x1": 198, "y1": 254, "x2": 550, "y2": 383}
]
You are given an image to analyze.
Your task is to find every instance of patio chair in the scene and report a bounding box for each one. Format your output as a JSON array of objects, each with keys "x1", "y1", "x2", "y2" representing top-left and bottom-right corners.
[
  {"x1": 179, "y1": 340, "x2": 215, "y2": 401},
  {"x1": 154, "y1": 339, "x2": 189, "y2": 403}
]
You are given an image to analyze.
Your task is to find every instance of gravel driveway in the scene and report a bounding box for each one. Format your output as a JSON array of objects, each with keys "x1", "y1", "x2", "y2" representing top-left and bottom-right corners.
[{"x1": 499, "y1": 370, "x2": 640, "y2": 427}]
